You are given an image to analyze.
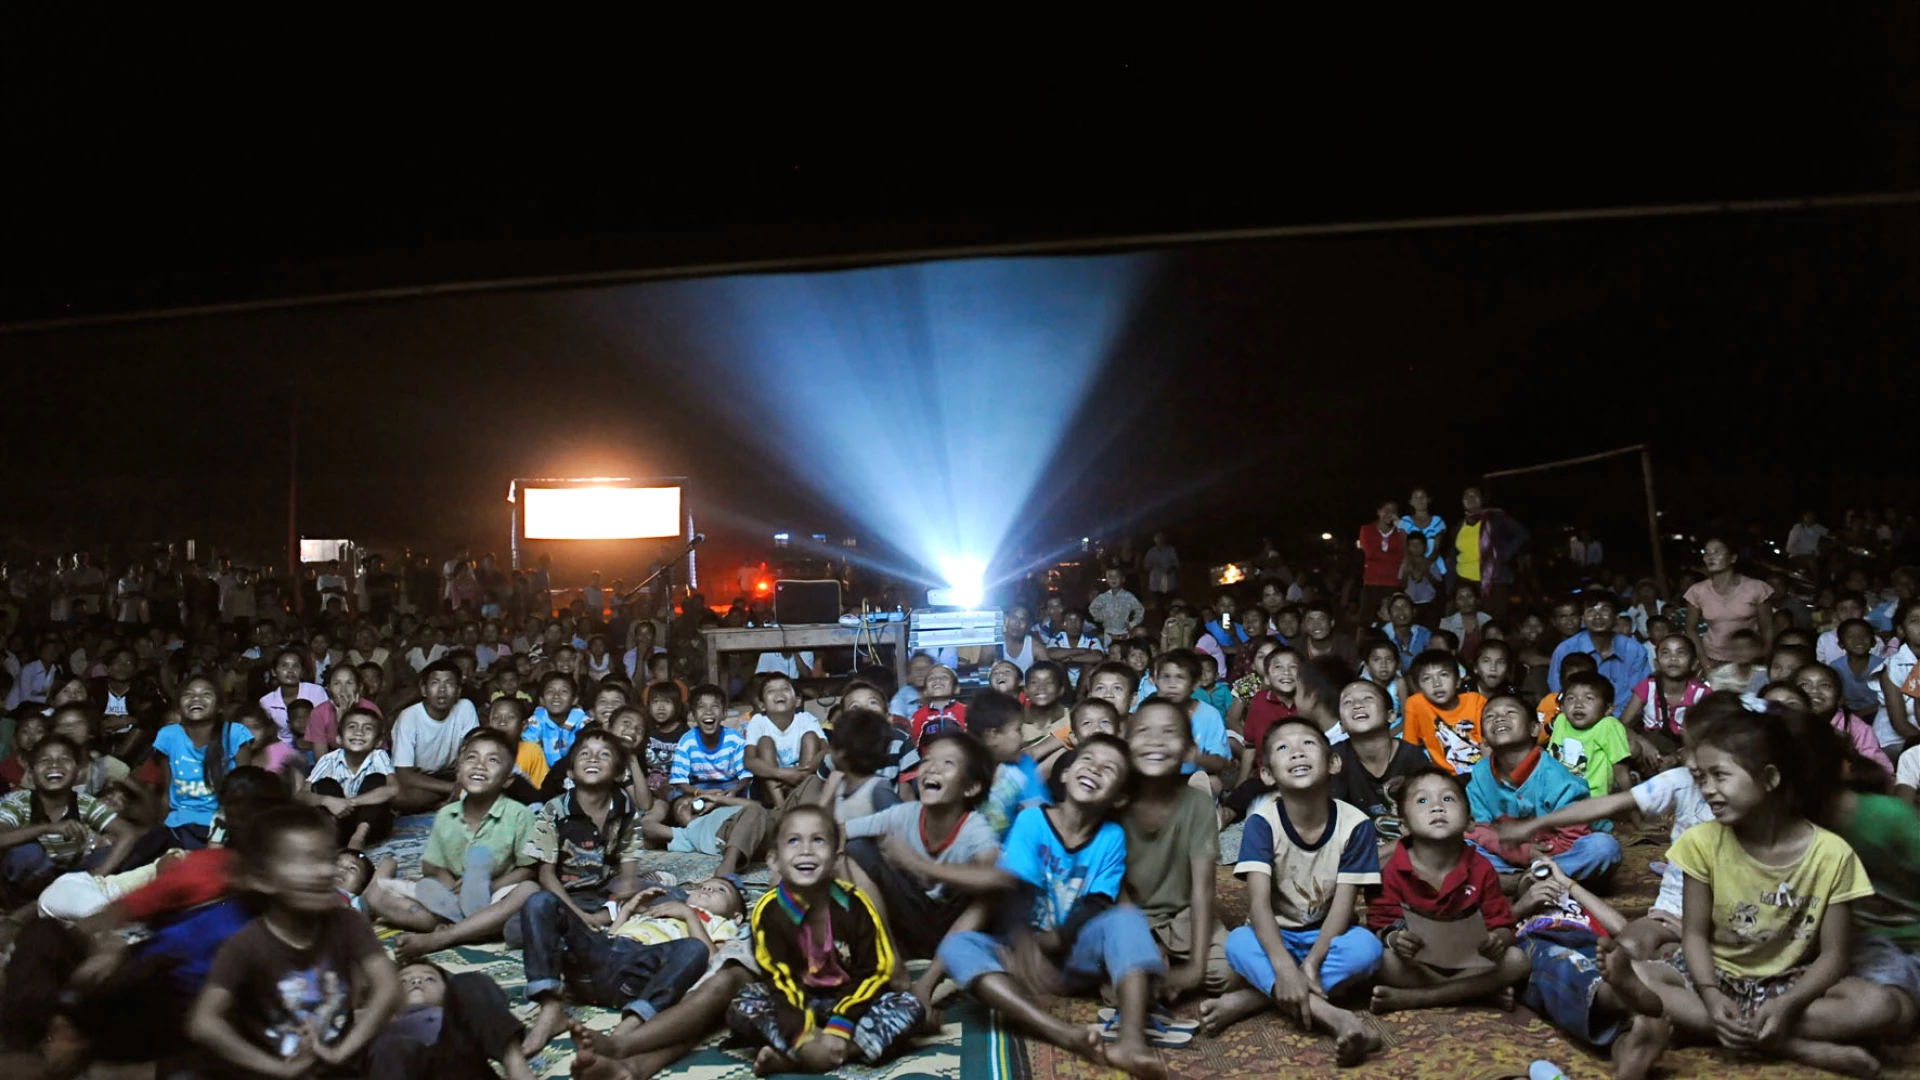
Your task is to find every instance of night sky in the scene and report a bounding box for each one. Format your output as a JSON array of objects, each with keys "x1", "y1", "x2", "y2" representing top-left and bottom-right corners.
[{"x1": 4, "y1": 12, "x2": 1916, "y2": 587}]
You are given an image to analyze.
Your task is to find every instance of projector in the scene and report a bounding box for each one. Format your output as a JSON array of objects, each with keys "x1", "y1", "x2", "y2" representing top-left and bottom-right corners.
[{"x1": 908, "y1": 608, "x2": 1004, "y2": 651}]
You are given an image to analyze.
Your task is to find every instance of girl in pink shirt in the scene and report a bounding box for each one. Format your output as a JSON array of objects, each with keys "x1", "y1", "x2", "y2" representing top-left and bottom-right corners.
[{"x1": 1794, "y1": 663, "x2": 1893, "y2": 771}]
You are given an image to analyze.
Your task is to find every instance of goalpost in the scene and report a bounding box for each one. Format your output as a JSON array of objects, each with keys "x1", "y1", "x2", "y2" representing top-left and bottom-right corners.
[{"x1": 1481, "y1": 443, "x2": 1669, "y2": 597}]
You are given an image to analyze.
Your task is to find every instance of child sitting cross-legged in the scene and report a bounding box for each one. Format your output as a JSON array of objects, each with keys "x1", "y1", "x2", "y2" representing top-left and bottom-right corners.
[
  {"x1": 1465, "y1": 693, "x2": 1623, "y2": 902},
  {"x1": 728, "y1": 804, "x2": 926, "y2": 1074},
  {"x1": 1199, "y1": 719, "x2": 1385, "y2": 1066},
  {"x1": 967, "y1": 689, "x2": 1053, "y2": 838},
  {"x1": 0, "y1": 735, "x2": 143, "y2": 911},
  {"x1": 1120, "y1": 699, "x2": 1240, "y2": 1000},
  {"x1": 1606, "y1": 696, "x2": 1898, "y2": 1080},
  {"x1": 743, "y1": 672, "x2": 826, "y2": 807},
  {"x1": 670, "y1": 683, "x2": 750, "y2": 805},
  {"x1": 303, "y1": 705, "x2": 397, "y2": 847},
  {"x1": 936, "y1": 735, "x2": 1168, "y2": 1079},
  {"x1": 517, "y1": 729, "x2": 656, "y2": 1050},
  {"x1": 365, "y1": 728, "x2": 540, "y2": 961},
  {"x1": 186, "y1": 805, "x2": 401, "y2": 1078},
  {"x1": 1366, "y1": 766, "x2": 1529, "y2": 1013}
]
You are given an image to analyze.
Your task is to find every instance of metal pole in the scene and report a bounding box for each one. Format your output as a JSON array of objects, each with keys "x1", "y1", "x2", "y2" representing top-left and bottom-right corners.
[
  {"x1": 1642, "y1": 449, "x2": 1669, "y2": 597},
  {"x1": 287, "y1": 389, "x2": 302, "y2": 616}
]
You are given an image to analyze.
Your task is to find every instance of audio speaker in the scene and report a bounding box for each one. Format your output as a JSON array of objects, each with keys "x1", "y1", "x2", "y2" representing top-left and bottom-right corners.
[{"x1": 773, "y1": 579, "x2": 842, "y2": 625}]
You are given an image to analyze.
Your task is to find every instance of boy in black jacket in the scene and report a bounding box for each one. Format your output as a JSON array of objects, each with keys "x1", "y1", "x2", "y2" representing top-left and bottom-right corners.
[{"x1": 727, "y1": 804, "x2": 923, "y2": 1074}]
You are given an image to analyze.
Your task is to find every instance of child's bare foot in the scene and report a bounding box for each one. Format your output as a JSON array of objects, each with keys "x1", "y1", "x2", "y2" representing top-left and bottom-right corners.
[
  {"x1": 1328, "y1": 1013, "x2": 1382, "y2": 1068},
  {"x1": 393, "y1": 929, "x2": 445, "y2": 964},
  {"x1": 522, "y1": 999, "x2": 568, "y2": 1057},
  {"x1": 1779, "y1": 1038, "x2": 1881, "y2": 1079},
  {"x1": 1100, "y1": 1036, "x2": 1168, "y2": 1080},
  {"x1": 1611, "y1": 1013, "x2": 1671, "y2": 1080},
  {"x1": 752, "y1": 1046, "x2": 794, "y2": 1076},
  {"x1": 348, "y1": 821, "x2": 371, "y2": 850},
  {"x1": 1370, "y1": 985, "x2": 1416, "y2": 1015},
  {"x1": 1494, "y1": 985, "x2": 1516, "y2": 1012},
  {"x1": 1597, "y1": 939, "x2": 1664, "y2": 1018},
  {"x1": 1198, "y1": 988, "x2": 1271, "y2": 1035},
  {"x1": 571, "y1": 1043, "x2": 636, "y2": 1080}
]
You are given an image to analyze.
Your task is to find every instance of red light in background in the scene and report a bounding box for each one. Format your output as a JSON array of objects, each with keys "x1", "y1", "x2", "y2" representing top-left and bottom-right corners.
[{"x1": 755, "y1": 579, "x2": 772, "y2": 595}]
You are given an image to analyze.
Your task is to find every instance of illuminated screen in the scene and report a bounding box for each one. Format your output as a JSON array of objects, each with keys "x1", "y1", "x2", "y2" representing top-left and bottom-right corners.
[
  {"x1": 523, "y1": 486, "x2": 682, "y2": 540},
  {"x1": 300, "y1": 539, "x2": 350, "y2": 564}
]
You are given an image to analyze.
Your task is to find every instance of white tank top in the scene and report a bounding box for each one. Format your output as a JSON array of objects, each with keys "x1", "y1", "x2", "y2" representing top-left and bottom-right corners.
[{"x1": 1002, "y1": 634, "x2": 1034, "y2": 673}]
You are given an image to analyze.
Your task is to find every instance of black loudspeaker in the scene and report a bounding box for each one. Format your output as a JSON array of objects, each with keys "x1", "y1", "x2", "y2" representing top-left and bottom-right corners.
[{"x1": 773, "y1": 579, "x2": 842, "y2": 625}]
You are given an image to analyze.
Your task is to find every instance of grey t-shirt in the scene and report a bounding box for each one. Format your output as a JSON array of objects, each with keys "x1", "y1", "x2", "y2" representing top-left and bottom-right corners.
[{"x1": 844, "y1": 802, "x2": 1000, "y2": 900}]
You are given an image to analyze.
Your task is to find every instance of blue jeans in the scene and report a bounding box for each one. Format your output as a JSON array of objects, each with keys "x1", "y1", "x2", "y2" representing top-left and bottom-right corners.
[
  {"x1": 939, "y1": 905, "x2": 1165, "y2": 991},
  {"x1": 2, "y1": 841, "x2": 106, "y2": 907},
  {"x1": 1470, "y1": 832, "x2": 1623, "y2": 884},
  {"x1": 517, "y1": 890, "x2": 709, "y2": 1020},
  {"x1": 1224, "y1": 923, "x2": 1383, "y2": 997}
]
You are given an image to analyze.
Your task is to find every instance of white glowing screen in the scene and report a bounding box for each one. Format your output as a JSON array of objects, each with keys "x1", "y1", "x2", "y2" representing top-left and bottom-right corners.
[{"x1": 522, "y1": 486, "x2": 682, "y2": 540}]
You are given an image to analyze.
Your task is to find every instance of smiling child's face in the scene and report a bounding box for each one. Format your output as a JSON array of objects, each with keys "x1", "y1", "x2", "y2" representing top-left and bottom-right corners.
[
  {"x1": 1026, "y1": 668, "x2": 1063, "y2": 709},
  {"x1": 1260, "y1": 724, "x2": 1329, "y2": 792},
  {"x1": 340, "y1": 713, "x2": 380, "y2": 753},
  {"x1": 1794, "y1": 667, "x2": 1840, "y2": 715},
  {"x1": 1480, "y1": 697, "x2": 1534, "y2": 748},
  {"x1": 916, "y1": 740, "x2": 980, "y2": 806},
  {"x1": 458, "y1": 739, "x2": 512, "y2": 796},
  {"x1": 770, "y1": 809, "x2": 838, "y2": 890},
  {"x1": 541, "y1": 679, "x2": 576, "y2": 716},
  {"x1": 1338, "y1": 682, "x2": 1390, "y2": 737},
  {"x1": 686, "y1": 877, "x2": 743, "y2": 919},
  {"x1": 1062, "y1": 740, "x2": 1129, "y2": 807},
  {"x1": 569, "y1": 735, "x2": 619, "y2": 788},
  {"x1": 925, "y1": 669, "x2": 957, "y2": 699},
  {"x1": 1265, "y1": 652, "x2": 1300, "y2": 694},
  {"x1": 1125, "y1": 703, "x2": 1189, "y2": 779},
  {"x1": 761, "y1": 677, "x2": 797, "y2": 715},
  {"x1": 1655, "y1": 636, "x2": 1695, "y2": 679},
  {"x1": 487, "y1": 699, "x2": 525, "y2": 737},
  {"x1": 31, "y1": 741, "x2": 78, "y2": 793},
  {"x1": 989, "y1": 663, "x2": 1022, "y2": 695},
  {"x1": 691, "y1": 693, "x2": 723, "y2": 732}
]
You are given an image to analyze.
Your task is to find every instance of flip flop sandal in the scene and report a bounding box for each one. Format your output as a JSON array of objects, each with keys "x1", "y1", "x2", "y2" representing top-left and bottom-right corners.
[
  {"x1": 1095, "y1": 1007, "x2": 1200, "y2": 1032},
  {"x1": 1097, "y1": 1010, "x2": 1196, "y2": 1048}
]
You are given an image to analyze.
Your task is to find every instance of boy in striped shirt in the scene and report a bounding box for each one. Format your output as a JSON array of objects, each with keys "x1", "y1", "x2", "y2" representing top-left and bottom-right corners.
[{"x1": 671, "y1": 685, "x2": 749, "y2": 801}]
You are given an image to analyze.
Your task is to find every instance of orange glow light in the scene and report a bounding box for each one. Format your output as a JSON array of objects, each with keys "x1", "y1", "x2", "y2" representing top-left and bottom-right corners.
[{"x1": 523, "y1": 486, "x2": 682, "y2": 540}]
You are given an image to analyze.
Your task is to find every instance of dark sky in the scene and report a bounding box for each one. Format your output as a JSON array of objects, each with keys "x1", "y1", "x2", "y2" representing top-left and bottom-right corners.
[{"x1": 3, "y1": 12, "x2": 1917, "y2": 584}]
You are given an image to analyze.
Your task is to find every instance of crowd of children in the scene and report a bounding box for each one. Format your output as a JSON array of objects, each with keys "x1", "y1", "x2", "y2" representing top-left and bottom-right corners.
[{"x1": 0, "y1": 511, "x2": 1918, "y2": 1080}]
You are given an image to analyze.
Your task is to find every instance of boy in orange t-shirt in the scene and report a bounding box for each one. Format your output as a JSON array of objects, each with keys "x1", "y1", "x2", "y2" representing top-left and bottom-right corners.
[{"x1": 1401, "y1": 650, "x2": 1488, "y2": 775}]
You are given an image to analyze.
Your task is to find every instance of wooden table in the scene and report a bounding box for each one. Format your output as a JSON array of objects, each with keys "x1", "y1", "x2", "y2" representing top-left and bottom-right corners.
[{"x1": 701, "y1": 622, "x2": 909, "y2": 688}]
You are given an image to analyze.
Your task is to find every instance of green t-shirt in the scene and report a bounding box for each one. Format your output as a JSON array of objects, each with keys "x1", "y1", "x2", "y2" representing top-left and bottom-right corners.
[
  {"x1": 1547, "y1": 715, "x2": 1631, "y2": 799},
  {"x1": 423, "y1": 794, "x2": 537, "y2": 877},
  {"x1": 1121, "y1": 784, "x2": 1220, "y2": 928},
  {"x1": 1840, "y1": 794, "x2": 1920, "y2": 948}
]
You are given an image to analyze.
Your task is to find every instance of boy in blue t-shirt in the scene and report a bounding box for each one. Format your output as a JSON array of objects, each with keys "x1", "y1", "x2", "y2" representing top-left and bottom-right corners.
[
  {"x1": 964, "y1": 690, "x2": 1051, "y2": 837},
  {"x1": 938, "y1": 734, "x2": 1163, "y2": 1078},
  {"x1": 1465, "y1": 693, "x2": 1623, "y2": 895},
  {"x1": 1201, "y1": 718, "x2": 1385, "y2": 1067}
]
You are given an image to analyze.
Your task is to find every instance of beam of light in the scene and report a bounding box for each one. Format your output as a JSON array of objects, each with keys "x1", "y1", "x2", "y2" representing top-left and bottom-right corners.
[{"x1": 640, "y1": 255, "x2": 1152, "y2": 594}]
